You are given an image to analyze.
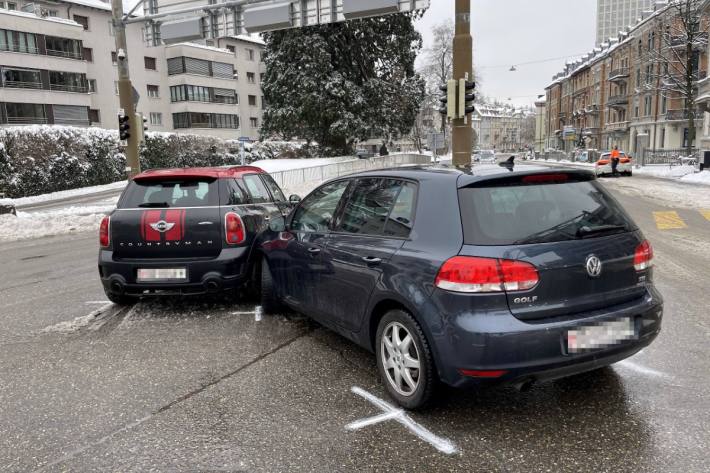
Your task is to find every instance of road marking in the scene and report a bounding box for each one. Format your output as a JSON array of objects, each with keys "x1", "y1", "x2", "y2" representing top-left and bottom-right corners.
[
  {"x1": 231, "y1": 306, "x2": 263, "y2": 322},
  {"x1": 616, "y1": 360, "x2": 669, "y2": 379},
  {"x1": 653, "y1": 211, "x2": 687, "y2": 230},
  {"x1": 345, "y1": 386, "x2": 458, "y2": 455},
  {"x1": 40, "y1": 303, "x2": 116, "y2": 334},
  {"x1": 85, "y1": 300, "x2": 111, "y2": 305},
  {"x1": 700, "y1": 210, "x2": 710, "y2": 222}
]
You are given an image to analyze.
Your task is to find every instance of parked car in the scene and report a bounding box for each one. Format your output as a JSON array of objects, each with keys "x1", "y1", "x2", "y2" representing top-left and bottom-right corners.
[
  {"x1": 98, "y1": 166, "x2": 296, "y2": 304},
  {"x1": 475, "y1": 150, "x2": 496, "y2": 163},
  {"x1": 259, "y1": 166, "x2": 663, "y2": 409},
  {"x1": 574, "y1": 149, "x2": 600, "y2": 163},
  {"x1": 595, "y1": 151, "x2": 633, "y2": 176},
  {"x1": 356, "y1": 149, "x2": 375, "y2": 159}
]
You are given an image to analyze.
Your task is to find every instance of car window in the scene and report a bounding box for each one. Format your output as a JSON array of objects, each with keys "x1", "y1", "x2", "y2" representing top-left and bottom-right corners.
[
  {"x1": 221, "y1": 179, "x2": 248, "y2": 206},
  {"x1": 261, "y1": 174, "x2": 286, "y2": 202},
  {"x1": 337, "y1": 178, "x2": 407, "y2": 236},
  {"x1": 383, "y1": 182, "x2": 417, "y2": 238},
  {"x1": 291, "y1": 180, "x2": 350, "y2": 233},
  {"x1": 121, "y1": 179, "x2": 218, "y2": 208},
  {"x1": 459, "y1": 180, "x2": 636, "y2": 246},
  {"x1": 243, "y1": 174, "x2": 271, "y2": 204}
]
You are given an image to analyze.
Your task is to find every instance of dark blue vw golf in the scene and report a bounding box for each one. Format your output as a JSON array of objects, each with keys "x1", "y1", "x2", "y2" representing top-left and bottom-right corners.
[{"x1": 258, "y1": 165, "x2": 663, "y2": 409}]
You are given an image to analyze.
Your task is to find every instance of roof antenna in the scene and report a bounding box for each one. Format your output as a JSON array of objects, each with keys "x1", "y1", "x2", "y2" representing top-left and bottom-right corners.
[{"x1": 498, "y1": 155, "x2": 516, "y2": 171}]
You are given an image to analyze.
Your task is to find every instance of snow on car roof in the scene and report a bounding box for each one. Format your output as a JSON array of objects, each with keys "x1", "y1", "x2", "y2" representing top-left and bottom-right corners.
[{"x1": 133, "y1": 166, "x2": 266, "y2": 181}]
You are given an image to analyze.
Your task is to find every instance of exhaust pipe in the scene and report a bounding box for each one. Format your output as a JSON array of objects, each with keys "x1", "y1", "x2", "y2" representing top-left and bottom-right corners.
[
  {"x1": 109, "y1": 277, "x2": 125, "y2": 295},
  {"x1": 513, "y1": 379, "x2": 535, "y2": 392},
  {"x1": 203, "y1": 276, "x2": 222, "y2": 294}
]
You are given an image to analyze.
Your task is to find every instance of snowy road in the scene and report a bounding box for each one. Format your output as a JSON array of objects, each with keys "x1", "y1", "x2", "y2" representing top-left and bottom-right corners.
[{"x1": 0, "y1": 174, "x2": 708, "y2": 472}]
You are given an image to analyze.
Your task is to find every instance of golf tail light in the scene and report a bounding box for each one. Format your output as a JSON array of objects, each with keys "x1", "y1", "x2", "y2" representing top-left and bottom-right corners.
[
  {"x1": 435, "y1": 256, "x2": 539, "y2": 293},
  {"x1": 99, "y1": 216, "x2": 110, "y2": 248},
  {"x1": 225, "y1": 212, "x2": 245, "y2": 245},
  {"x1": 634, "y1": 240, "x2": 654, "y2": 271}
]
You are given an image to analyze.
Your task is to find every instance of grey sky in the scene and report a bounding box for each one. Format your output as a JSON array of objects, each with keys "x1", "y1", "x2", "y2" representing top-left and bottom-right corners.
[{"x1": 415, "y1": 0, "x2": 597, "y2": 107}]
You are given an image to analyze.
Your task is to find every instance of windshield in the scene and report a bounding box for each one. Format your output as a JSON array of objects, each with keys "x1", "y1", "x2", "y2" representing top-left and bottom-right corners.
[
  {"x1": 459, "y1": 180, "x2": 636, "y2": 246},
  {"x1": 120, "y1": 179, "x2": 219, "y2": 208}
]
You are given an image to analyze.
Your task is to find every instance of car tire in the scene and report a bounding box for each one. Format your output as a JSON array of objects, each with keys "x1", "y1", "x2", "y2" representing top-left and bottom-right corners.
[
  {"x1": 104, "y1": 290, "x2": 137, "y2": 306},
  {"x1": 260, "y1": 257, "x2": 283, "y2": 315},
  {"x1": 376, "y1": 310, "x2": 437, "y2": 410}
]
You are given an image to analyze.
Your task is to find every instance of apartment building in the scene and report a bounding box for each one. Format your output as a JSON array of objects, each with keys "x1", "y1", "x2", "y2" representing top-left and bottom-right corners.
[
  {"x1": 0, "y1": 0, "x2": 266, "y2": 140},
  {"x1": 597, "y1": 0, "x2": 655, "y2": 46},
  {"x1": 546, "y1": 1, "x2": 710, "y2": 154},
  {"x1": 473, "y1": 105, "x2": 534, "y2": 151}
]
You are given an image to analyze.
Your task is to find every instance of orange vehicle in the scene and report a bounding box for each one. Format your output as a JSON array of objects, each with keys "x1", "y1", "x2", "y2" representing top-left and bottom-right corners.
[{"x1": 595, "y1": 151, "x2": 633, "y2": 176}]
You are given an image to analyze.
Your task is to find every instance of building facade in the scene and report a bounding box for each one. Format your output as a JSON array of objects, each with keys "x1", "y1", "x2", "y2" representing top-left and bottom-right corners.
[
  {"x1": 534, "y1": 99, "x2": 547, "y2": 153},
  {"x1": 473, "y1": 105, "x2": 535, "y2": 151},
  {"x1": 547, "y1": 1, "x2": 710, "y2": 155},
  {"x1": 0, "y1": 0, "x2": 266, "y2": 140},
  {"x1": 597, "y1": 0, "x2": 655, "y2": 46}
]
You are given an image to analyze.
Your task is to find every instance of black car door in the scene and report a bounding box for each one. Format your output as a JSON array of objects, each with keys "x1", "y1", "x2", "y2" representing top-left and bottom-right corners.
[
  {"x1": 275, "y1": 179, "x2": 351, "y2": 316},
  {"x1": 321, "y1": 178, "x2": 418, "y2": 332},
  {"x1": 240, "y1": 173, "x2": 283, "y2": 235},
  {"x1": 260, "y1": 173, "x2": 292, "y2": 217}
]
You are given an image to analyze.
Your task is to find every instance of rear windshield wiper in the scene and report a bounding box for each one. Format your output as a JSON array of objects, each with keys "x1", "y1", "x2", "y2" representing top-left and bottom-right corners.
[
  {"x1": 576, "y1": 224, "x2": 627, "y2": 238},
  {"x1": 138, "y1": 202, "x2": 170, "y2": 208}
]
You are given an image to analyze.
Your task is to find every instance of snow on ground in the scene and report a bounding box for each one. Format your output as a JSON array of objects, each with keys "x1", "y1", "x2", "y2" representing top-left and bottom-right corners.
[
  {"x1": 604, "y1": 176, "x2": 710, "y2": 210},
  {"x1": 251, "y1": 157, "x2": 352, "y2": 173},
  {"x1": 5, "y1": 181, "x2": 127, "y2": 207},
  {"x1": 634, "y1": 165, "x2": 697, "y2": 179},
  {"x1": 681, "y1": 170, "x2": 710, "y2": 185}
]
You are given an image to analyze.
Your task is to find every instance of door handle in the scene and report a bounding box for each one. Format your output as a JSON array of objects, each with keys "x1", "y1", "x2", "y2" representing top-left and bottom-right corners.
[
  {"x1": 263, "y1": 215, "x2": 271, "y2": 222},
  {"x1": 307, "y1": 247, "x2": 322, "y2": 255},
  {"x1": 362, "y1": 256, "x2": 382, "y2": 265}
]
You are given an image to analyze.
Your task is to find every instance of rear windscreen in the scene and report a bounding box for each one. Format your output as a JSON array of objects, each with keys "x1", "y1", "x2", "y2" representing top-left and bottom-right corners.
[
  {"x1": 459, "y1": 180, "x2": 636, "y2": 245},
  {"x1": 120, "y1": 179, "x2": 219, "y2": 208}
]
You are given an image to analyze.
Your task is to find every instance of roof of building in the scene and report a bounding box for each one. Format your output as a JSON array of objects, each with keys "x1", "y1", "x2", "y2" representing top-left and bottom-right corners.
[
  {"x1": 230, "y1": 34, "x2": 266, "y2": 46},
  {"x1": 133, "y1": 166, "x2": 266, "y2": 181}
]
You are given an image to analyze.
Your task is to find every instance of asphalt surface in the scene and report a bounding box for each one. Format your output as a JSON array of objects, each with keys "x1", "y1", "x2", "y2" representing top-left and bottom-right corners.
[{"x1": 0, "y1": 174, "x2": 708, "y2": 472}]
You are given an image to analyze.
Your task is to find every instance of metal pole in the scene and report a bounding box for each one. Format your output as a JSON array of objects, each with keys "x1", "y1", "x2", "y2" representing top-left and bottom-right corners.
[
  {"x1": 111, "y1": 0, "x2": 140, "y2": 178},
  {"x1": 452, "y1": 0, "x2": 473, "y2": 168}
]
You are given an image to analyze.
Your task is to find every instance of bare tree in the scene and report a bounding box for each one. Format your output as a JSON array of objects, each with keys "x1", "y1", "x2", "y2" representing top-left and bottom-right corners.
[
  {"x1": 420, "y1": 20, "x2": 454, "y2": 132},
  {"x1": 647, "y1": 0, "x2": 709, "y2": 155}
]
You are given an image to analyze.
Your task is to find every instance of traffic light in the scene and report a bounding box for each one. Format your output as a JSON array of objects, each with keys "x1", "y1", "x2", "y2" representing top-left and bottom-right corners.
[
  {"x1": 438, "y1": 79, "x2": 457, "y2": 119},
  {"x1": 118, "y1": 113, "x2": 131, "y2": 141},
  {"x1": 459, "y1": 79, "x2": 476, "y2": 116},
  {"x1": 135, "y1": 113, "x2": 148, "y2": 144}
]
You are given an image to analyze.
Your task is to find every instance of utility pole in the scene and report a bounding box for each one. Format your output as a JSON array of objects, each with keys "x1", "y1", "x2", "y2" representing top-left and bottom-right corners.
[
  {"x1": 111, "y1": 0, "x2": 140, "y2": 178},
  {"x1": 452, "y1": 0, "x2": 473, "y2": 168}
]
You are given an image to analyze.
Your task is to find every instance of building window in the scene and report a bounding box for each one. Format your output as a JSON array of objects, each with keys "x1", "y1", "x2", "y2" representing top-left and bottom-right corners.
[
  {"x1": 45, "y1": 36, "x2": 82, "y2": 60},
  {"x1": 250, "y1": 117, "x2": 258, "y2": 128},
  {"x1": 260, "y1": 73, "x2": 265, "y2": 83},
  {"x1": 82, "y1": 47, "x2": 93, "y2": 62},
  {"x1": 6, "y1": 3, "x2": 17, "y2": 10},
  {"x1": 3, "y1": 102, "x2": 47, "y2": 124},
  {"x1": 147, "y1": 84, "x2": 159, "y2": 98},
  {"x1": 149, "y1": 112, "x2": 162, "y2": 126},
  {"x1": 89, "y1": 108, "x2": 100, "y2": 124},
  {"x1": 49, "y1": 71, "x2": 89, "y2": 93},
  {"x1": 88, "y1": 79, "x2": 97, "y2": 93},
  {"x1": 169, "y1": 85, "x2": 237, "y2": 104},
  {"x1": 144, "y1": 56, "x2": 156, "y2": 70},
  {"x1": 1, "y1": 66, "x2": 41, "y2": 89},
  {"x1": 111, "y1": 51, "x2": 117, "y2": 65},
  {"x1": 247, "y1": 72, "x2": 255, "y2": 84},
  {"x1": 661, "y1": 96, "x2": 667, "y2": 114},
  {"x1": 226, "y1": 45, "x2": 235, "y2": 55},
  {"x1": 172, "y1": 112, "x2": 239, "y2": 129},
  {"x1": 246, "y1": 48, "x2": 254, "y2": 61},
  {"x1": 660, "y1": 127, "x2": 666, "y2": 148},
  {"x1": 248, "y1": 95, "x2": 257, "y2": 106},
  {"x1": 644, "y1": 96, "x2": 652, "y2": 116},
  {"x1": 73, "y1": 15, "x2": 89, "y2": 30}
]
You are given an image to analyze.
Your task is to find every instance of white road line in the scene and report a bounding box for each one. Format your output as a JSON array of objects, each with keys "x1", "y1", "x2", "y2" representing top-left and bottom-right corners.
[
  {"x1": 617, "y1": 360, "x2": 670, "y2": 379},
  {"x1": 85, "y1": 301, "x2": 111, "y2": 305},
  {"x1": 231, "y1": 307, "x2": 263, "y2": 322},
  {"x1": 346, "y1": 386, "x2": 458, "y2": 455}
]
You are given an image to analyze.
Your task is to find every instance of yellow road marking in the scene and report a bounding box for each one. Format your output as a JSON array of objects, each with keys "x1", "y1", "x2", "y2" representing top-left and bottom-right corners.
[
  {"x1": 653, "y1": 211, "x2": 687, "y2": 230},
  {"x1": 700, "y1": 210, "x2": 710, "y2": 222}
]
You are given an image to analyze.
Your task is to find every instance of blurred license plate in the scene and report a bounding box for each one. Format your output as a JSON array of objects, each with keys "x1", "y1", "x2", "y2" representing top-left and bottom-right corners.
[
  {"x1": 567, "y1": 317, "x2": 636, "y2": 354},
  {"x1": 137, "y1": 268, "x2": 187, "y2": 282}
]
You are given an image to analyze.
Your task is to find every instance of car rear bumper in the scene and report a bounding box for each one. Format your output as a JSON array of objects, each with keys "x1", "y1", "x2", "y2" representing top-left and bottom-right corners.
[
  {"x1": 596, "y1": 162, "x2": 632, "y2": 174},
  {"x1": 98, "y1": 247, "x2": 251, "y2": 296},
  {"x1": 430, "y1": 287, "x2": 663, "y2": 388}
]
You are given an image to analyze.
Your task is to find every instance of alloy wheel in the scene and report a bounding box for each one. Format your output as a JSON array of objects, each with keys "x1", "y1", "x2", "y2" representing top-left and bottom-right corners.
[{"x1": 380, "y1": 322, "x2": 421, "y2": 396}]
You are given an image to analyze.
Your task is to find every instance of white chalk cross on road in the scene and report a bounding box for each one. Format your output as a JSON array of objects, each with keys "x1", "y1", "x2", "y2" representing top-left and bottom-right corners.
[{"x1": 345, "y1": 386, "x2": 458, "y2": 455}]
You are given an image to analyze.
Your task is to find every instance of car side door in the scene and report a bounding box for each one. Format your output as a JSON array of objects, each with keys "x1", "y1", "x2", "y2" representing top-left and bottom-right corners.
[
  {"x1": 259, "y1": 173, "x2": 292, "y2": 217},
  {"x1": 321, "y1": 178, "x2": 418, "y2": 333},
  {"x1": 240, "y1": 173, "x2": 283, "y2": 234},
  {"x1": 272, "y1": 179, "x2": 351, "y2": 316}
]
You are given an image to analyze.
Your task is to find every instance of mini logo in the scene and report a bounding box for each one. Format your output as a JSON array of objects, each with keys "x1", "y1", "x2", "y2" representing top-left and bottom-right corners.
[
  {"x1": 150, "y1": 220, "x2": 176, "y2": 233},
  {"x1": 586, "y1": 255, "x2": 603, "y2": 278}
]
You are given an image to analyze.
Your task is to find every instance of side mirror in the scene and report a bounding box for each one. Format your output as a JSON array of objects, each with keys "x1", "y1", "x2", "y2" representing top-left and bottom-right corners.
[
  {"x1": 268, "y1": 215, "x2": 286, "y2": 232},
  {"x1": 289, "y1": 194, "x2": 301, "y2": 205}
]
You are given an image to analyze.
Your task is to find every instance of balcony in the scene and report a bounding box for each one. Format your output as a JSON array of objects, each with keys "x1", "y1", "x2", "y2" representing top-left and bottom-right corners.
[
  {"x1": 2, "y1": 80, "x2": 43, "y2": 89},
  {"x1": 665, "y1": 109, "x2": 704, "y2": 121},
  {"x1": 585, "y1": 104, "x2": 600, "y2": 114},
  {"x1": 49, "y1": 84, "x2": 89, "y2": 93},
  {"x1": 45, "y1": 49, "x2": 83, "y2": 60},
  {"x1": 608, "y1": 68, "x2": 630, "y2": 81},
  {"x1": 582, "y1": 127, "x2": 601, "y2": 135},
  {"x1": 607, "y1": 95, "x2": 628, "y2": 107},
  {"x1": 5, "y1": 116, "x2": 48, "y2": 125},
  {"x1": 663, "y1": 70, "x2": 708, "y2": 85},
  {"x1": 669, "y1": 32, "x2": 708, "y2": 50},
  {"x1": 606, "y1": 121, "x2": 630, "y2": 132}
]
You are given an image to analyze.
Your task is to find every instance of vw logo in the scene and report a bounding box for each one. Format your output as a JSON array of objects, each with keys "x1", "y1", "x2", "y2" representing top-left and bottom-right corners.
[
  {"x1": 586, "y1": 255, "x2": 603, "y2": 278},
  {"x1": 150, "y1": 220, "x2": 176, "y2": 233}
]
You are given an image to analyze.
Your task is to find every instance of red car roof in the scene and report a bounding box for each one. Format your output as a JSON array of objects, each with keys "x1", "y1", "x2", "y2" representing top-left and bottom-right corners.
[{"x1": 133, "y1": 166, "x2": 266, "y2": 181}]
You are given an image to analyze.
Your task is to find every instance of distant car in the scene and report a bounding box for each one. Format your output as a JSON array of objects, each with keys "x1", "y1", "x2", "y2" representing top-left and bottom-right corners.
[
  {"x1": 259, "y1": 166, "x2": 662, "y2": 409},
  {"x1": 595, "y1": 152, "x2": 633, "y2": 176},
  {"x1": 476, "y1": 150, "x2": 496, "y2": 163},
  {"x1": 356, "y1": 149, "x2": 375, "y2": 159},
  {"x1": 98, "y1": 166, "x2": 295, "y2": 304}
]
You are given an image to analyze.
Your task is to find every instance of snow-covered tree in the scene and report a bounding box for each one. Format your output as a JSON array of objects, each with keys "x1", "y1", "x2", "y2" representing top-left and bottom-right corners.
[
  {"x1": 260, "y1": 14, "x2": 425, "y2": 156},
  {"x1": 420, "y1": 20, "x2": 454, "y2": 133}
]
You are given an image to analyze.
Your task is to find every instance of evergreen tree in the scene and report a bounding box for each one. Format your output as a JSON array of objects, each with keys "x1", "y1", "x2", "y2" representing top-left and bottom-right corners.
[{"x1": 261, "y1": 14, "x2": 425, "y2": 155}]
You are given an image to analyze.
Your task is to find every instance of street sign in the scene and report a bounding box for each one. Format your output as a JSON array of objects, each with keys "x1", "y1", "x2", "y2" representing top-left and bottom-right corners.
[
  {"x1": 133, "y1": 0, "x2": 430, "y2": 41},
  {"x1": 428, "y1": 132, "x2": 446, "y2": 151}
]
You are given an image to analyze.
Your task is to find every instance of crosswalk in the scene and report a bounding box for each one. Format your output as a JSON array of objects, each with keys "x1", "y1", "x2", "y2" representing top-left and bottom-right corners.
[{"x1": 653, "y1": 210, "x2": 710, "y2": 230}]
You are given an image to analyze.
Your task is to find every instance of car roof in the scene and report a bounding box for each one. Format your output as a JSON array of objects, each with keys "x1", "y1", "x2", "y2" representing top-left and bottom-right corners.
[
  {"x1": 133, "y1": 166, "x2": 265, "y2": 181},
  {"x1": 343, "y1": 164, "x2": 595, "y2": 187}
]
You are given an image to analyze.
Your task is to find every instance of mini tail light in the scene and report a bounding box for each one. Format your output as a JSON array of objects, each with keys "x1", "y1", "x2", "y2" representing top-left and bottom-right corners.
[
  {"x1": 634, "y1": 240, "x2": 654, "y2": 271},
  {"x1": 225, "y1": 212, "x2": 246, "y2": 245},
  {"x1": 99, "y1": 216, "x2": 110, "y2": 248},
  {"x1": 435, "y1": 256, "x2": 539, "y2": 293}
]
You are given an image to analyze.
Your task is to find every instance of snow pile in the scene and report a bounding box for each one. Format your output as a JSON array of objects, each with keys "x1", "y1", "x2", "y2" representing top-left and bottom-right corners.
[
  {"x1": 0, "y1": 204, "x2": 112, "y2": 242},
  {"x1": 9, "y1": 181, "x2": 127, "y2": 207},
  {"x1": 680, "y1": 170, "x2": 710, "y2": 185},
  {"x1": 634, "y1": 165, "x2": 697, "y2": 179}
]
